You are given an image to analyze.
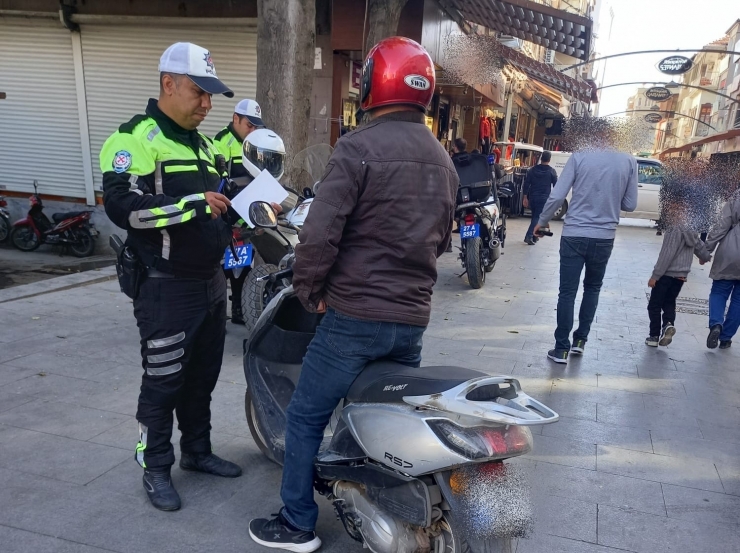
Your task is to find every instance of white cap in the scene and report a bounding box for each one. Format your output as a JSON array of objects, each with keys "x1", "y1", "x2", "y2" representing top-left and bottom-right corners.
[
  {"x1": 234, "y1": 99, "x2": 264, "y2": 127},
  {"x1": 159, "y1": 42, "x2": 233, "y2": 98}
]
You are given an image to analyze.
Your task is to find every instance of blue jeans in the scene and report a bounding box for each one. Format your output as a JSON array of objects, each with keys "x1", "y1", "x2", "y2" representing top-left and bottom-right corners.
[
  {"x1": 526, "y1": 195, "x2": 549, "y2": 239},
  {"x1": 709, "y1": 280, "x2": 740, "y2": 341},
  {"x1": 555, "y1": 236, "x2": 614, "y2": 351},
  {"x1": 280, "y1": 308, "x2": 426, "y2": 531}
]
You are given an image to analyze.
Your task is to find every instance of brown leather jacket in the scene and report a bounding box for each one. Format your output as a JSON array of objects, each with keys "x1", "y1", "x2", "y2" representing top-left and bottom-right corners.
[{"x1": 292, "y1": 111, "x2": 459, "y2": 327}]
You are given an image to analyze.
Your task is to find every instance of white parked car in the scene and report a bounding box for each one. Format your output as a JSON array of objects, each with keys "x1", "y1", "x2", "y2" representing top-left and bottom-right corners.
[{"x1": 547, "y1": 152, "x2": 662, "y2": 222}]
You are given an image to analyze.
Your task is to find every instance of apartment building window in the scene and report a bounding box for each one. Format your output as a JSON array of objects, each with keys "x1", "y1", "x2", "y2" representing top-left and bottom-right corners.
[{"x1": 697, "y1": 103, "x2": 712, "y2": 137}]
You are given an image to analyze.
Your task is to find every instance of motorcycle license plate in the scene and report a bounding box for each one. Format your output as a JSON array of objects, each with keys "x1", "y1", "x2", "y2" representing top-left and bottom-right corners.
[
  {"x1": 223, "y1": 244, "x2": 253, "y2": 269},
  {"x1": 460, "y1": 224, "x2": 480, "y2": 239}
]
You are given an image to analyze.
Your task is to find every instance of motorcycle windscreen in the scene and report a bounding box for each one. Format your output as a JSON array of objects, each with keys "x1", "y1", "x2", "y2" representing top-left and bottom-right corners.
[{"x1": 434, "y1": 462, "x2": 533, "y2": 540}]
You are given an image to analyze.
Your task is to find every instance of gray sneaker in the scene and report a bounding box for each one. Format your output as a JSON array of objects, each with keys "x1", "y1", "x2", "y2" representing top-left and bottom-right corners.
[
  {"x1": 547, "y1": 349, "x2": 568, "y2": 364},
  {"x1": 645, "y1": 336, "x2": 659, "y2": 347},
  {"x1": 659, "y1": 324, "x2": 676, "y2": 347}
]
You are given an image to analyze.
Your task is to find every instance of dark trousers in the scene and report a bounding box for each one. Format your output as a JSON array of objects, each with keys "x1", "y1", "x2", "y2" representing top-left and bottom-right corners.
[
  {"x1": 526, "y1": 195, "x2": 549, "y2": 239},
  {"x1": 224, "y1": 267, "x2": 248, "y2": 315},
  {"x1": 133, "y1": 272, "x2": 227, "y2": 469},
  {"x1": 555, "y1": 237, "x2": 615, "y2": 351},
  {"x1": 280, "y1": 308, "x2": 426, "y2": 531},
  {"x1": 647, "y1": 276, "x2": 684, "y2": 336}
]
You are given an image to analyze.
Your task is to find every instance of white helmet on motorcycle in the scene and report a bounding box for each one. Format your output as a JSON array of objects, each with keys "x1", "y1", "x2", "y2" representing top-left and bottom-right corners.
[{"x1": 242, "y1": 129, "x2": 286, "y2": 180}]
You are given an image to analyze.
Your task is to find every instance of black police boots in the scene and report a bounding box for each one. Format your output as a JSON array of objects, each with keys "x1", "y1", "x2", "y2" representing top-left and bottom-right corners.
[
  {"x1": 143, "y1": 468, "x2": 181, "y2": 511},
  {"x1": 180, "y1": 452, "x2": 243, "y2": 478}
]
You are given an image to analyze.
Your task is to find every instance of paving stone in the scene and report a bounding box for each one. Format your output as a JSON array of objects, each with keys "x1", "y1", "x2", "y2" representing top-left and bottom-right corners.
[
  {"x1": 533, "y1": 461, "x2": 666, "y2": 516},
  {"x1": 716, "y1": 463, "x2": 740, "y2": 496},
  {"x1": 597, "y1": 504, "x2": 740, "y2": 553},
  {"x1": 596, "y1": 445, "x2": 724, "y2": 493},
  {"x1": 542, "y1": 416, "x2": 653, "y2": 453},
  {"x1": 530, "y1": 494, "x2": 597, "y2": 543},
  {"x1": 0, "y1": 523, "x2": 114, "y2": 553},
  {"x1": 525, "y1": 434, "x2": 596, "y2": 471},
  {"x1": 0, "y1": 390, "x2": 36, "y2": 413},
  {"x1": 0, "y1": 425, "x2": 132, "y2": 485},
  {"x1": 516, "y1": 533, "x2": 629, "y2": 553},
  {"x1": 0, "y1": 399, "x2": 129, "y2": 441},
  {"x1": 662, "y1": 483, "x2": 740, "y2": 529}
]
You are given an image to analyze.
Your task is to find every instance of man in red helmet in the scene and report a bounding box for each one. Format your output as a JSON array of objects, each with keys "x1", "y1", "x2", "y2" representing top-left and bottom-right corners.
[{"x1": 249, "y1": 37, "x2": 459, "y2": 551}]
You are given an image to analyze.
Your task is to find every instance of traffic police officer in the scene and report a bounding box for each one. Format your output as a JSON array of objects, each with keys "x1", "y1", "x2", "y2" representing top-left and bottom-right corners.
[
  {"x1": 100, "y1": 42, "x2": 242, "y2": 511},
  {"x1": 213, "y1": 99, "x2": 264, "y2": 325}
]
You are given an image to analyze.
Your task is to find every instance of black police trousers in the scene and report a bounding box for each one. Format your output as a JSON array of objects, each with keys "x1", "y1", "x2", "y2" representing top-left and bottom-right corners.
[{"x1": 132, "y1": 271, "x2": 227, "y2": 469}]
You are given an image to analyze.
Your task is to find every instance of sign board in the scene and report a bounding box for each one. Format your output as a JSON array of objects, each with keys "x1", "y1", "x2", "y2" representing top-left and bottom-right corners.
[
  {"x1": 349, "y1": 61, "x2": 362, "y2": 95},
  {"x1": 644, "y1": 112, "x2": 663, "y2": 123},
  {"x1": 657, "y1": 56, "x2": 693, "y2": 75},
  {"x1": 645, "y1": 86, "x2": 672, "y2": 102}
]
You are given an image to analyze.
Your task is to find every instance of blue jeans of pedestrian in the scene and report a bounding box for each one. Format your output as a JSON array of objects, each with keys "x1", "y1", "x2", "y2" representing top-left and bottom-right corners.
[
  {"x1": 280, "y1": 308, "x2": 426, "y2": 531},
  {"x1": 709, "y1": 280, "x2": 740, "y2": 341},
  {"x1": 555, "y1": 236, "x2": 615, "y2": 352},
  {"x1": 526, "y1": 195, "x2": 549, "y2": 239}
]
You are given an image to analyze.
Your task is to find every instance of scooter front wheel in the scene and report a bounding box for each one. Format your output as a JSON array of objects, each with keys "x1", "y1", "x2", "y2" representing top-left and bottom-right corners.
[
  {"x1": 0, "y1": 216, "x2": 10, "y2": 243},
  {"x1": 245, "y1": 389, "x2": 281, "y2": 466},
  {"x1": 10, "y1": 226, "x2": 40, "y2": 251}
]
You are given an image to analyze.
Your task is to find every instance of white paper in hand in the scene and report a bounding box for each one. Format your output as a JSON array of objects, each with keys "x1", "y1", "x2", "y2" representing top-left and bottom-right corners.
[{"x1": 230, "y1": 170, "x2": 289, "y2": 227}]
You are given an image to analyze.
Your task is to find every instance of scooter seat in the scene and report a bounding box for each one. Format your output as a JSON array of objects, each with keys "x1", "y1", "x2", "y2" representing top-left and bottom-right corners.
[
  {"x1": 345, "y1": 361, "x2": 485, "y2": 404},
  {"x1": 52, "y1": 211, "x2": 87, "y2": 223}
]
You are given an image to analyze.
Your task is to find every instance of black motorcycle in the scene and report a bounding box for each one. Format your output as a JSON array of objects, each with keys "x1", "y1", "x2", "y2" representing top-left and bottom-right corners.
[{"x1": 452, "y1": 153, "x2": 505, "y2": 289}]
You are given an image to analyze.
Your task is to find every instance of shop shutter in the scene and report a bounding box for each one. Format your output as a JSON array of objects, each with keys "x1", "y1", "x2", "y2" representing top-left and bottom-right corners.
[
  {"x1": 0, "y1": 21, "x2": 87, "y2": 198},
  {"x1": 80, "y1": 24, "x2": 257, "y2": 190}
]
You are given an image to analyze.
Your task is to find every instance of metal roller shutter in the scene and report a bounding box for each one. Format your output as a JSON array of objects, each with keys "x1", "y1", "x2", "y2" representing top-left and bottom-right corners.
[
  {"x1": 0, "y1": 20, "x2": 86, "y2": 198},
  {"x1": 80, "y1": 24, "x2": 258, "y2": 190}
]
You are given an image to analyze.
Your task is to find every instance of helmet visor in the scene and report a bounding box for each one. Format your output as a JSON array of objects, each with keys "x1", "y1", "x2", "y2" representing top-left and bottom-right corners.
[{"x1": 245, "y1": 143, "x2": 285, "y2": 180}]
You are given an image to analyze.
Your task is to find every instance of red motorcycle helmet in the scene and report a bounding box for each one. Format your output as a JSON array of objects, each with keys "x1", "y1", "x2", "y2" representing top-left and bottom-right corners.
[{"x1": 361, "y1": 36, "x2": 435, "y2": 113}]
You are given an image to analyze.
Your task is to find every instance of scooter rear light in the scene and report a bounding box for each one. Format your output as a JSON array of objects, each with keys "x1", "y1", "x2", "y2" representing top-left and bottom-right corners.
[
  {"x1": 428, "y1": 420, "x2": 533, "y2": 460},
  {"x1": 0, "y1": 198, "x2": 6, "y2": 207},
  {"x1": 464, "y1": 214, "x2": 476, "y2": 225}
]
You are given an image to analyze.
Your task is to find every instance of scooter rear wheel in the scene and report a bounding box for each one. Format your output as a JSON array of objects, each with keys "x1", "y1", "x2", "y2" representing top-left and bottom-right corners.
[
  {"x1": 10, "y1": 226, "x2": 40, "y2": 251},
  {"x1": 70, "y1": 229, "x2": 95, "y2": 257},
  {"x1": 464, "y1": 237, "x2": 484, "y2": 289},
  {"x1": 436, "y1": 513, "x2": 513, "y2": 553}
]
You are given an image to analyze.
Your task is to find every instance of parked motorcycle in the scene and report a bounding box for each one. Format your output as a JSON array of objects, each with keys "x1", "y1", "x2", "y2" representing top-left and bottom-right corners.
[
  {"x1": 0, "y1": 195, "x2": 10, "y2": 243},
  {"x1": 10, "y1": 182, "x2": 98, "y2": 257},
  {"x1": 243, "y1": 200, "x2": 558, "y2": 553},
  {"x1": 453, "y1": 153, "x2": 505, "y2": 289},
  {"x1": 241, "y1": 144, "x2": 334, "y2": 332}
]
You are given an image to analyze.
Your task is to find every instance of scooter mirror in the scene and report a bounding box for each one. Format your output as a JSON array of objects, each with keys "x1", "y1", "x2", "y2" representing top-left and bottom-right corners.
[{"x1": 249, "y1": 201, "x2": 278, "y2": 229}]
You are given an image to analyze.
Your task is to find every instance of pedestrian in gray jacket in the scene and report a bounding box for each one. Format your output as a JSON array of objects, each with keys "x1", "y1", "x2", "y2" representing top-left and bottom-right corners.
[
  {"x1": 704, "y1": 196, "x2": 740, "y2": 349},
  {"x1": 645, "y1": 228, "x2": 711, "y2": 347}
]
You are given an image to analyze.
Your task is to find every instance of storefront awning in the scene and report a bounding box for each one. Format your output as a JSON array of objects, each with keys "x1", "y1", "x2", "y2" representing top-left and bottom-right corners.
[
  {"x1": 448, "y1": 0, "x2": 593, "y2": 61},
  {"x1": 498, "y1": 41, "x2": 594, "y2": 103},
  {"x1": 660, "y1": 128, "x2": 740, "y2": 158}
]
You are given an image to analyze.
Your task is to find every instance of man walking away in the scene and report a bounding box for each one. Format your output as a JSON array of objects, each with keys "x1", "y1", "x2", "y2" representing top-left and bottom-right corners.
[
  {"x1": 248, "y1": 36, "x2": 458, "y2": 552},
  {"x1": 535, "y1": 149, "x2": 638, "y2": 364},
  {"x1": 646, "y1": 226, "x2": 710, "y2": 347},
  {"x1": 523, "y1": 151, "x2": 558, "y2": 245},
  {"x1": 704, "y1": 195, "x2": 740, "y2": 349}
]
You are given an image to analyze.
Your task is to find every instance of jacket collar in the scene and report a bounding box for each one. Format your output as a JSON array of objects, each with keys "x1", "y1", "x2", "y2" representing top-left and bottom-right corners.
[
  {"x1": 146, "y1": 98, "x2": 200, "y2": 145},
  {"x1": 227, "y1": 121, "x2": 244, "y2": 143},
  {"x1": 370, "y1": 110, "x2": 426, "y2": 125}
]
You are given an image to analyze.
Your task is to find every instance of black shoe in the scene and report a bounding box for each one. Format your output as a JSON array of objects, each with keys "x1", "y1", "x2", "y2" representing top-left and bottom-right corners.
[
  {"x1": 143, "y1": 468, "x2": 181, "y2": 511},
  {"x1": 719, "y1": 340, "x2": 732, "y2": 349},
  {"x1": 571, "y1": 339, "x2": 586, "y2": 355},
  {"x1": 707, "y1": 324, "x2": 723, "y2": 349},
  {"x1": 547, "y1": 349, "x2": 568, "y2": 364},
  {"x1": 231, "y1": 308, "x2": 245, "y2": 325},
  {"x1": 659, "y1": 324, "x2": 676, "y2": 347},
  {"x1": 179, "y1": 452, "x2": 242, "y2": 478},
  {"x1": 645, "y1": 336, "x2": 659, "y2": 347},
  {"x1": 532, "y1": 235, "x2": 539, "y2": 243},
  {"x1": 249, "y1": 511, "x2": 321, "y2": 552},
  {"x1": 446, "y1": 243, "x2": 453, "y2": 252},
  {"x1": 524, "y1": 237, "x2": 536, "y2": 245}
]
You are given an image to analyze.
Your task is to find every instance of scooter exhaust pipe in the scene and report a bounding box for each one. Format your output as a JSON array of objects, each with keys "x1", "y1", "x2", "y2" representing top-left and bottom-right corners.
[{"x1": 489, "y1": 238, "x2": 501, "y2": 261}]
